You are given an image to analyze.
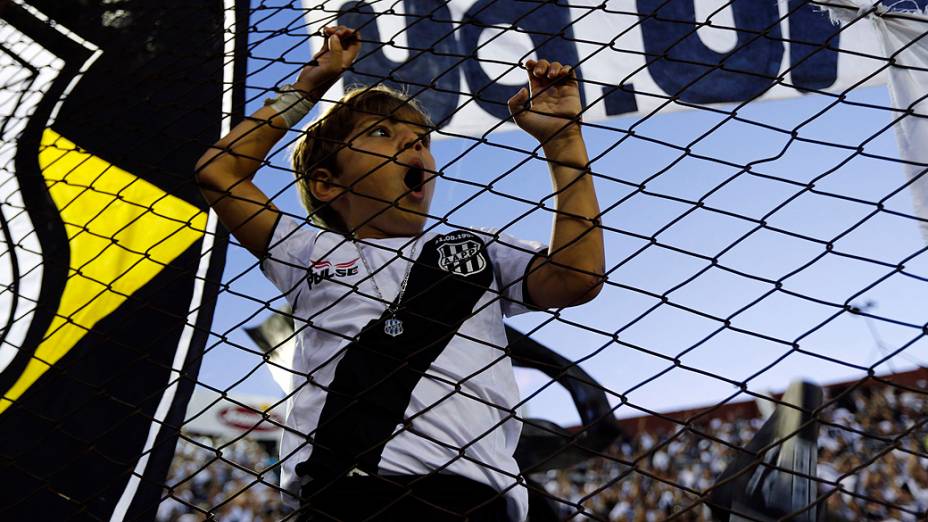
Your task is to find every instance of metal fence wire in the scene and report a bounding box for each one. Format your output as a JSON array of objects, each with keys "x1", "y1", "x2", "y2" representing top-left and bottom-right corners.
[{"x1": 1, "y1": 0, "x2": 927, "y2": 521}]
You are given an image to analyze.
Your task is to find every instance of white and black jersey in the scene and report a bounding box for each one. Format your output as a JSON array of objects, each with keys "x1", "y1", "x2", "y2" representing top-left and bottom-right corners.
[{"x1": 261, "y1": 215, "x2": 546, "y2": 522}]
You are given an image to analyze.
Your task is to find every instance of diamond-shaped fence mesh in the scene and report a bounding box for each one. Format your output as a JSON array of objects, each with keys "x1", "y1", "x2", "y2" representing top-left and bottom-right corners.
[{"x1": 1, "y1": 0, "x2": 927, "y2": 521}]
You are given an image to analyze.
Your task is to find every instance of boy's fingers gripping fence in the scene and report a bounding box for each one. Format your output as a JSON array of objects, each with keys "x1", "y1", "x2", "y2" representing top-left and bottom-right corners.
[{"x1": 1, "y1": 1, "x2": 928, "y2": 521}]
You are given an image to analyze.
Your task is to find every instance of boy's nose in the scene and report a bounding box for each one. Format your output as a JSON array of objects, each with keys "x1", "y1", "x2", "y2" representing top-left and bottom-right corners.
[{"x1": 398, "y1": 129, "x2": 424, "y2": 151}]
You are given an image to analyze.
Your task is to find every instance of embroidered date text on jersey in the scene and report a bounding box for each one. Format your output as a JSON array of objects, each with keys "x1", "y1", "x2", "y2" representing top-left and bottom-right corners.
[{"x1": 437, "y1": 235, "x2": 486, "y2": 276}]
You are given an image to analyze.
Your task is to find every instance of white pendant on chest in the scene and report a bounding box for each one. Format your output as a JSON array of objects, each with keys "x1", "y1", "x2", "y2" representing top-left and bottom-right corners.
[{"x1": 384, "y1": 317, "x2": 404, "y2": 337}]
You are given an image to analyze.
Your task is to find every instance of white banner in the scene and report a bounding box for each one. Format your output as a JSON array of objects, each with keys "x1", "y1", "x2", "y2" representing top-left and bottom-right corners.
[
  {"x1": 303, "y1": 0, "x2": 889, "y2": 137},
  {"x1": 823, "y1": 0, "x2": 928, "y2": 240},
  {"x1": 183, "y1": 388, "x2": 284, "y2": 441}
]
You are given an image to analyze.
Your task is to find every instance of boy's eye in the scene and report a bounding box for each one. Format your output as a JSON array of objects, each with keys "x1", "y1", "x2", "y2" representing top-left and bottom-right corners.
[{"x1": 369, "y1": 126, "x2": 390, "y2": 137}]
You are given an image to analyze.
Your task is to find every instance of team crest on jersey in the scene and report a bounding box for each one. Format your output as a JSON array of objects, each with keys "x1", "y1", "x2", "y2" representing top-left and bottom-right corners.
[
  {"x1": 309, "y1": 258, "x2": 359, "y2": 288},
  {"x1": 436, "y1": 233, "x2": 486, "y2": 276}
]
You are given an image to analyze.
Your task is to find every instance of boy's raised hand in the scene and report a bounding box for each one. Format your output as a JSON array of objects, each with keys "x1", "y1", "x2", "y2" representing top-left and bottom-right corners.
[
  {"x1": 506, "y1": 60, "x2": 603, "y2": 310},
  {"x1": 294, "y1": 26, "x2": 361, "y2": 99},
  {"x1": 507, "y1": 59, "x2": 582, "y2": 147}
]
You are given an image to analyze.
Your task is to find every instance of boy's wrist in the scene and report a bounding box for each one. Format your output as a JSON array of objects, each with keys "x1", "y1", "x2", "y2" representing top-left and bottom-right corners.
[
  {"x1": 266, "y1": 84, "x2": 317, "y2": 128},
  {"x1": 292, "y1": 65, "x2": 345, "y2": 103},
  {"x1": 541, "y1": 127, "x2": 586, "y2": 163},
  {"x1": 291, "y1": 80, "x2": 328, "y2": 103}
]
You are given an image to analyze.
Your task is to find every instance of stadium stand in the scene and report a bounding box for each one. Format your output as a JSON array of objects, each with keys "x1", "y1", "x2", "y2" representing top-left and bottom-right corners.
[{"x1": 159, "y1": 368, "x2": 928, "y2": 521}]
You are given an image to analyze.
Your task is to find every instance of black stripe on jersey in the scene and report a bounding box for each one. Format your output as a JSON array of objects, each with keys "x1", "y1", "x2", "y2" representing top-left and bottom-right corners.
[{"x1": 296, "y1": 231, "x2": 494, "y2": 483}]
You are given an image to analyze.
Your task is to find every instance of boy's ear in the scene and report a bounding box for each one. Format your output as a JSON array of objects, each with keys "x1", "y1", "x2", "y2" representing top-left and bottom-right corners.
[{"x1": 308, "y1": 168, "x2": 343, "y2": 203}]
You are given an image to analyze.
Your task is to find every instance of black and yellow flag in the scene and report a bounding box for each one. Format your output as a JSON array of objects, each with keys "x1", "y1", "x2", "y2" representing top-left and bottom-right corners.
[{"x1": 0, "y1": 1, "x2": 246, "y2": 519}]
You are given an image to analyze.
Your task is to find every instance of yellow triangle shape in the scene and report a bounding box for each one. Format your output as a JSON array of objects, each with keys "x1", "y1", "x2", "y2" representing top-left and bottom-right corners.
[{"x1": 0, "y1": 128, "x2": 206, "y2": 413}]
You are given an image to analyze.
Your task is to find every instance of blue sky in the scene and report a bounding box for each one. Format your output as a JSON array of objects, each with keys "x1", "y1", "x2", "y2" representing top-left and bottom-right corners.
[{"x1": 196, "y1": 2, "x2": 928, "y2": 426}]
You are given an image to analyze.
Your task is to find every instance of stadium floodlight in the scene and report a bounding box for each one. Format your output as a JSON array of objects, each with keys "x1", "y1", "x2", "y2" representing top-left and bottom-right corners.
[{"x1": 708, "y1": 380, "x2": 825, "y2": 522}]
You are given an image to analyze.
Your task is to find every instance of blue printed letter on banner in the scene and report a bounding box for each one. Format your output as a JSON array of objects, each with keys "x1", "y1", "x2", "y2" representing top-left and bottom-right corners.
[{"x1": 638, "y1": 0, "x2": 784, "y2": 104}]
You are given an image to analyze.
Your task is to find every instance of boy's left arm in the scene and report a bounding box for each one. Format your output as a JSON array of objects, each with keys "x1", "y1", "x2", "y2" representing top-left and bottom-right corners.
[{"x1": 508, "y1": 59, "x2": 605, "y2": 309}]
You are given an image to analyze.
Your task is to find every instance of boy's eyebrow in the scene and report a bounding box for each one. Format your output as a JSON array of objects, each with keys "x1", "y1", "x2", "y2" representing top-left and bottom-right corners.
[
  {"x1": 354, "y1": 115, "x2": 386, "y2": 129},
  {"x1": 354, "y1": 114, "x2": 429, "y2": 133}
]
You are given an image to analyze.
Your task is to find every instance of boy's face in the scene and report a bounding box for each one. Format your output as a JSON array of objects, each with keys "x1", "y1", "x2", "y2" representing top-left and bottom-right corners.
[{"x1": 331, "y1": 111, "x2": 436, "y2": 238}]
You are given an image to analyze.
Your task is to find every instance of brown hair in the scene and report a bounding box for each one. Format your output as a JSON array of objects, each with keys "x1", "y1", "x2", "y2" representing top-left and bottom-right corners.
[{"x1": 291, "y1": 84, "x2": 432, "y2": 234}]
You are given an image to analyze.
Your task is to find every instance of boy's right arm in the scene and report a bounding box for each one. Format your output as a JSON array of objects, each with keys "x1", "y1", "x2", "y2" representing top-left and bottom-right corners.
[
  {"x1": 194, "y1": 26, "x2": 360, "y2": 257},
  {"x1": 194, "y1": 104, "x2": 290, "y2": 257}
]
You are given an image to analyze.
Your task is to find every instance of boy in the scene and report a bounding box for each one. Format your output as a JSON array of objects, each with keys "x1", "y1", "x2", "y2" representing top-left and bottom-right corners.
[{"x1": 195, "y1": 26, "x2": 604, "y2": 521}]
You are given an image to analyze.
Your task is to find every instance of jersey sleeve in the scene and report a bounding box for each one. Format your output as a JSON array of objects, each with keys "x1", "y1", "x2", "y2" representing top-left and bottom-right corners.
[
  {"x1": 472, "y1": 227, "x2": 547, "y2": 317},
  {"x1": 260, "y1": 214, "x2": 315, "y2": 305}
]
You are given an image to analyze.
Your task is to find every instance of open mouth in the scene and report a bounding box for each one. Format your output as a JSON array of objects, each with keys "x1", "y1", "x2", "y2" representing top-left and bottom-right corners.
[{"x1": 403, "y1": 165, "x2": 426, "y2": 196}]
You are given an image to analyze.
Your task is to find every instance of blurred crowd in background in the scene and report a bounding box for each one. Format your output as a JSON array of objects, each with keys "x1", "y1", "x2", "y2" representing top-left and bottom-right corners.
[
  {"x1": 157, "y1": 379, "x2": 928, "y2": 521},
  {"x1": 543, "y1": 381, "x2": 928, "y2": 521},
  {"x1": 156, "y1": 437, "x2": 290, "y2": 522}
]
